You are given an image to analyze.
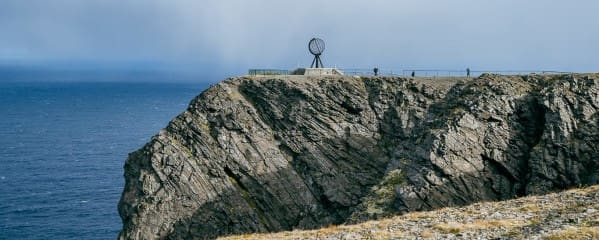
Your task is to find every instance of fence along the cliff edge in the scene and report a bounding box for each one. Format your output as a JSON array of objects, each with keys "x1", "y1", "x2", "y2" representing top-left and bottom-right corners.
[{"x1": 248, "y1": 68, "x2": 573, "y2": 77}]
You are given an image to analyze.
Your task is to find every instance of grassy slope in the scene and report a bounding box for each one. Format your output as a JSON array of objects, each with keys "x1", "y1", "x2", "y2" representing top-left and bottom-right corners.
[{"x1": 220, "y1": 185, "x2": 599, "y2": 240}]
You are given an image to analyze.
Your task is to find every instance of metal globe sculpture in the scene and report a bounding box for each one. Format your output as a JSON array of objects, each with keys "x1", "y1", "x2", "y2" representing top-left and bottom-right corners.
[
  {"x1": 309, "y1": 38, "x2": 325, "y2": 68},
  {"x1": 309, "y1": 38, "x2": 325, "y2": 55}
]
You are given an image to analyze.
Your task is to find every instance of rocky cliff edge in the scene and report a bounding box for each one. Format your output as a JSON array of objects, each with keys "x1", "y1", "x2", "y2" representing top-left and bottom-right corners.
[{"x1": 118, "y1": 74, "x2": 599, "y2": 239}]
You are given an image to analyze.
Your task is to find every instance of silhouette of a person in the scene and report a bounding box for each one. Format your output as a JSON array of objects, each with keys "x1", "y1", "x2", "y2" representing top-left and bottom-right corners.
[
  {"x1": 466, "y1": 68, "x2": 471, "y2": 77},
  {"x1": 411, "y1": 71, "x2": 415, "y2": 77},
  {"x1": 373, "y1": 67, "x2": 379, "y2": 76}
]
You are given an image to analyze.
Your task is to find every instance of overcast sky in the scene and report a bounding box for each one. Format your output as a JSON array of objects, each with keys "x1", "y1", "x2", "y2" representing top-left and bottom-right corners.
[{"x1": 0, "y1": 0, "x2": 597, "y2": 80}]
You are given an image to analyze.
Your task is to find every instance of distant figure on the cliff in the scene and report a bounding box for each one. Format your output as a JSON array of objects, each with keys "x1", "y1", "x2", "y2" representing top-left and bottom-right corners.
[
  {"x1": 411, "y1": 71, "x2": 415, "y2": 77},
  {"x1": 466, "y1": 68, "x2": 471, "y2": 78},
  {"x1": 373, "y1": 67, "x2": 379, "y2": 76}
]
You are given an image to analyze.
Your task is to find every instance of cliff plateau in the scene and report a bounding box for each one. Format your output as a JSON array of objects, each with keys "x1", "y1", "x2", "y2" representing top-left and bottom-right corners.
[{"x1": 118, "y1": 74, "x2": 599, "y2": 239}]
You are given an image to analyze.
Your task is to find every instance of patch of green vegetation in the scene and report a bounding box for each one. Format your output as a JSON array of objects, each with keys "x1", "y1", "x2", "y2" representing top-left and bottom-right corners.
[
  {"x1": 375, "y1": 170, "x2": 406, "y2": 201},
  {"x1": 200, "y1": 122, "x2": 211, "y2": 132},
  {"x1": 181, "y1": 144, "x2": 193, "y2": 157},
  {"x1": 168, "y1": 135, "x2": 194, "y2": 157},
  {"x1": 502, "y1": 230, "x2": 519, "y2": 237},
  {"x1": 144, "y1": 196, "x2": 155, "y2": 204},
  {"x1": 362, "y1": 169, "x2": 407, "y2": 216},
  {"x1": 381, "y1": 169, "x2": 406, "y2": 186}
]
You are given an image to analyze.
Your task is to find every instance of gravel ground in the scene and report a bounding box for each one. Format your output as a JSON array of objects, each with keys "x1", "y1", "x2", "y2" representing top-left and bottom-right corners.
[{"x1": 220, "y1": 185, "x2": 599, "y2": 240}]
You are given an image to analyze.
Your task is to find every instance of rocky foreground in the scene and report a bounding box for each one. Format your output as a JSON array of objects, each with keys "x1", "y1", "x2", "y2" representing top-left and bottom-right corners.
[
  {"x1": 119, "y1": 74, "x2": 599, "y2": 239},
  {"x1": 221, "y1": 185, "x2": 599, "y2": 240}
]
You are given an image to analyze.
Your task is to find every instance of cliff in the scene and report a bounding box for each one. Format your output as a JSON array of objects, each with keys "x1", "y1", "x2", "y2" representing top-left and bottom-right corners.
[{"x1": 118, "y1": 74, "x2": 599, "y2": 239}]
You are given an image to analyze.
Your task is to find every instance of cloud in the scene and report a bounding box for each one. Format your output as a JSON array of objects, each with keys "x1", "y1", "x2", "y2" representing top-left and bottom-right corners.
[{"x1": 0, "y1": 0, "x2": 597, "y2": 75}]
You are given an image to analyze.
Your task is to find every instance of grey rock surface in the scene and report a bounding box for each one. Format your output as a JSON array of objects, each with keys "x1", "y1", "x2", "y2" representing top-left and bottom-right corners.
[{"x1": 118, "y1": 74, "x2": 599, "y2": 239}]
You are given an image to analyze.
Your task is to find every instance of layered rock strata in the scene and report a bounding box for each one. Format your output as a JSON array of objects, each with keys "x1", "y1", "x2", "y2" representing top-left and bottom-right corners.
[{"x1": 119, "y1": 74, "x2": 599, "y2": 239}]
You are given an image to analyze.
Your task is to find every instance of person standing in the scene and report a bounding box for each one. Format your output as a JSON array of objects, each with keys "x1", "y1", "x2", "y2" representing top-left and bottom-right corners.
[
  {"x1": 466, "y1": 68, "x2": 471, "y2": 78},
  {"x1": 373, "y1": 67, "x2": 379, "y2": 76}
]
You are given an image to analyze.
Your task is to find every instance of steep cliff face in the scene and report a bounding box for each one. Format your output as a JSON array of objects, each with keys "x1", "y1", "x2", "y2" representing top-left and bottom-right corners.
[
  {"x1": 350, "y1": 74, "x2": 599, "y2": 222},
  {"x1": 118, "y1": 74, "x2": 599, "y2": 239}
]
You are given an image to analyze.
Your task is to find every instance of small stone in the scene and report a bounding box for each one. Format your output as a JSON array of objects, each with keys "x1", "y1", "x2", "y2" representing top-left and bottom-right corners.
[
  {"x1": 489, "y1": 212, "x2": 503, "y2": 219},
  {"x1": 585, "y1": 208, "x2": 597, "y2": 214}
]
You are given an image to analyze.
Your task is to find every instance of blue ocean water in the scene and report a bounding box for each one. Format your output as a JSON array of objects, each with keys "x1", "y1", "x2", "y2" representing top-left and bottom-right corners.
[{"x1": 0, "y1": 79, "x2": 208, "y2": 239}]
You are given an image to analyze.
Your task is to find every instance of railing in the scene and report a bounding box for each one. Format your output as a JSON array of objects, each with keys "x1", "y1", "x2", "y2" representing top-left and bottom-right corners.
[
  {"x1": 339, "y1": 68, "x2": 388, "y2": 76},
  {"x1": 401, "y1": 69, "x2": 573, "y2": 77},
  {"x1": 342, "y1": 69, "x2": 573, "y2": 77},
  {"x1": 248, "y1": 68, "x2": 573, "y2": 77},
  {"x1": 248, "y1": 69, "x2": 289, "y2": 75}
]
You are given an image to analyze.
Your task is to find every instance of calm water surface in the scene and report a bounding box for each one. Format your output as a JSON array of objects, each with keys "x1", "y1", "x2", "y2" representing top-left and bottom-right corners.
[{"x1": 0, "y1": 80, "x2": 208, "y2": 239}]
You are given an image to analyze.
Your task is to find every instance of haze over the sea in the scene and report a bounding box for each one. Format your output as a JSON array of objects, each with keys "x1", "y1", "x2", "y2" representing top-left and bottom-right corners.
[{"x1": 1, "y1": 0, "x2": 598, "y2": 82}]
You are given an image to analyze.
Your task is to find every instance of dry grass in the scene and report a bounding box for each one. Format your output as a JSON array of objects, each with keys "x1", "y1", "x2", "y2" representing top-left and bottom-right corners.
[
  {"x1": 432, "y1": 222, "x2": 463, "y2": 234},
  {"x1": 420, "y1": 229, "x2": 435, "y2": 239},
  {"x1": 432, "y1": 219, "x2": 528, "y2": 234},
  {"x1": 219, "y1": 185, "x2": 599, "y2": 240},
  {"x1": 477, "y1": 219, "x2": 529, "y2": 229},
  {"x1": 545, "y1": 226, "x2": 599, "y2": 240},
  {"x1": 519, "y1": 203, "x2": 541, "y2": 213}
]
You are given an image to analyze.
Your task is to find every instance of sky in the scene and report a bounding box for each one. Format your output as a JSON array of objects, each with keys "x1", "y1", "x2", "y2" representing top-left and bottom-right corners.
[{"x1": 0, "y1": 0, "x2": 598, "y2": 81}]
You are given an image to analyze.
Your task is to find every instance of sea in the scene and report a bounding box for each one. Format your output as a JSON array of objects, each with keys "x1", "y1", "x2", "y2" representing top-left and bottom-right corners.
[{"x1": 0, "y1": 72, "x2": 210, "y2": 239}]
